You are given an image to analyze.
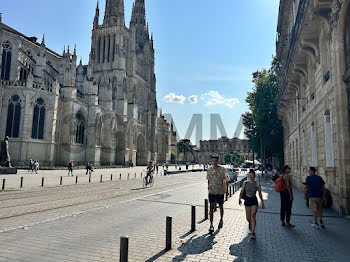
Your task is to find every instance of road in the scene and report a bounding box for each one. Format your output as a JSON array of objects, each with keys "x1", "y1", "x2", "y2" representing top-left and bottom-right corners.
[{"x1": 0, "y1": 170, "x2": 214, "y2": 262}]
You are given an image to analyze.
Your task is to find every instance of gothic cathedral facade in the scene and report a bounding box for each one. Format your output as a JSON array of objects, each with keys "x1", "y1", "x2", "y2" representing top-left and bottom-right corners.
[{"x1": 0, "y1": 0, "x2": 174, "y2": 166}]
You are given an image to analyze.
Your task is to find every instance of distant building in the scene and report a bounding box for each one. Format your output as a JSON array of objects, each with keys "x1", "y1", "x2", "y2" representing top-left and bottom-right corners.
[{"x1": 198, "y1": 137, "x2": 250, "y2": 164}]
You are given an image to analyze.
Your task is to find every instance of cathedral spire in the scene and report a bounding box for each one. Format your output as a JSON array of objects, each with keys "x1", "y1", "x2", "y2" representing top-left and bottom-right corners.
[
  {"x1": 103, "y1": 0, "x2": 125, "y2": 27},
  {"x1": 130, "y1": 0, "x2": 148, "y2": 49},
  {"x1": 41, "y1": 34, "x2": 45, "y2": 46},
  {"x1": 93, "y1": 0, "x2": 100, "y2": 29}
]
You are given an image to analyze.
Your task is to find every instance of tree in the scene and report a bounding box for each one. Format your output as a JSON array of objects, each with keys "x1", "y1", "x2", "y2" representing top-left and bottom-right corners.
[
  {"x1": 224, "y1": 153, "x2": 232, "y2": 164},
  {"x1": 242, "y1": 57, "x2": 284, "y2": 166},
  {"x1": 177, "y1": 139, "x2": 194, "y2": 161}
]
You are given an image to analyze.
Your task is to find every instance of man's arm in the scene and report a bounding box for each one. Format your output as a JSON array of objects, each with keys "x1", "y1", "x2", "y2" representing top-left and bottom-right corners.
[
  {"x1": 322, "y1": 185, "x2": 326, "y2": 200},
  {"x1": 304, "y1": 185, "x2": 308, "y2": 200},
  {"x1": 286, "y1": 178, "x2": 293, "y2": 201}
]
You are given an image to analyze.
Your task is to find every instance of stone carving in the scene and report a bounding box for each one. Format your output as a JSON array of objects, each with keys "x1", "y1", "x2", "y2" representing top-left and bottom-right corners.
[{"x1": 0, "y1": 136, "x2": 12, "y2": 167}]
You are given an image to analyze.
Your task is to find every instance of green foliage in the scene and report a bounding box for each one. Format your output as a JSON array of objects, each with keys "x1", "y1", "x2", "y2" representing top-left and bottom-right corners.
[
  {"x1": 170, "y1": 153, "x2": 177, "y2": 162},
  {"x1": 242, "y1": 57, "x2": 284, "y2": 164},
  {"x1": 224, "y1": 152, "x2": 246, "y2": 166}
]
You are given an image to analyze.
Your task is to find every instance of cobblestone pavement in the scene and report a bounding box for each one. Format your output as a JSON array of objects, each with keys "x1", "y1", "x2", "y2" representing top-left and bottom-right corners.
[{"x1": 1, "y1": 171, "x2": 349, "y2": 262}]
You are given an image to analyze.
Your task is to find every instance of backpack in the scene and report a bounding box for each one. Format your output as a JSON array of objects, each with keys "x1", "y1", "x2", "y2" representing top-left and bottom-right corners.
[{"x1": 275, "y1": 175, "x2": 286, "y2": 192}]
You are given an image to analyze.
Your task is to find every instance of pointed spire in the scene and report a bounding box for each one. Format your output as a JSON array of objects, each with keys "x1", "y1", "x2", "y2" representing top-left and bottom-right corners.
[
  {"x1": 63, "y1": 46, "x2": 66, "y2": 55},
  {"x1": 103, "y1": 0, "x2": 125, "y2": 27},
  {"x1": 74, "y1": 44, "x2": 77, "y2": 55},
  {"x1": 131, "y1": 0, "x2": 148, "y2": 49},
  {"x1": 67, "y1": 45, "x2": 70, "y2": 54},
  {"x1": 41, "y1": 33, "x2": 45, "y2": 46},
  {"x1": 79, "y1": 57, "x2": 83, "y2": 66},
  {"x1": 93, "y1": 0, "x2": 100, "y2": 29}
]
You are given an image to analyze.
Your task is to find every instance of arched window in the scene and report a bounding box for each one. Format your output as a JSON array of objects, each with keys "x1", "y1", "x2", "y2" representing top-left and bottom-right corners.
[
  {"x1": 112, "y1": 35, "x2": 116, "y2": 61},
  {"x1": 107, "y1": 35, "x2": 111, "y2": 62},
  {"x1": 98, "y1": 37, "x2": 101, "y2": 64},
  {"x1": 102, "y1": 36, "x2": 106, "y2": 63},
  {"x1": 31, "y1": 98, "x2": 45, "y2": 140},
  {"x1": 324, "y1": 111, "x2": 334, "y2": 168},
  {"x1": 75, "y1": 112, "x2": 85, "y2": 144},
  {"x1": 345, "y1": 10, "x2": 350, "y2": 68},
  {"x1": 6, "y1": 95, "x2": 21, "y2": 138},
  {"x1": 1, "y1": 41, "x2": 12, "y2": 80}
]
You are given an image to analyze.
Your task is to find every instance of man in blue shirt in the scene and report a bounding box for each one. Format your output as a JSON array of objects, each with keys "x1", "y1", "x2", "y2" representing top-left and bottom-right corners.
[{"x1": 304, "y1": 167, "x2": 326, "y2": 229}]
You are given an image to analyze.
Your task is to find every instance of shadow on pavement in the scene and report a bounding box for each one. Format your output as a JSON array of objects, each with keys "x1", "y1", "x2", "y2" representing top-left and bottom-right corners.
[
  {"x1": 172, "y1": 230, "x2": 219, "y2": 262},
  {"x1": 145, "y1": 250, "x2": 167, "y2": 262},
  {"x1": 229, "y1": 235, "x2": 261, "y2": 261}
]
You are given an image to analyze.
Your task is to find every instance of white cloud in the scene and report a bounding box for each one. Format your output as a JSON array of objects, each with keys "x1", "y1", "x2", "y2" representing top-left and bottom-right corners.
[
  {"x1": 188, "y1": 95, "x2": 198, "y2": 104},
  {"x1": 201, "y1": 91, "x2": 239, "y2": 108},
  {"x1": 163, "y1": 93, "x2": 186, "y2": 104}
]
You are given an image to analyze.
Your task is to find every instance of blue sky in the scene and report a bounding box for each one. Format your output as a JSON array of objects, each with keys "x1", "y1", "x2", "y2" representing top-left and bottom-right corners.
[{"x1": 1, "y1": 0, "x2": 279, "y2": 144}]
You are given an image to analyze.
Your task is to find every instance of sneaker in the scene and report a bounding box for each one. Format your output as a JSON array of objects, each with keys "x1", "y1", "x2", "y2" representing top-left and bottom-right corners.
[
  {"x1": 209, "y1": 225, "x2": 214, "y2": 234},
  {"x1": 312, "y1": 223, "x2": 320, "y2": 229},
  {"x1": 250, "y1": 233, "x2": 256, "y2": 239},
  {"x1": 218, "y1": 220, "x2": 223, "y2": 229},
  {"x1": 320, "y1": 220, "x2": 325, "y2": 229}
]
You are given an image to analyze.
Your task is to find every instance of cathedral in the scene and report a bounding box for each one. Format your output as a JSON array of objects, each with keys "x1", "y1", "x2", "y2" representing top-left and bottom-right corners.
[{"x1": 0, "y1": 0, "x2": 175, "y2": 166}]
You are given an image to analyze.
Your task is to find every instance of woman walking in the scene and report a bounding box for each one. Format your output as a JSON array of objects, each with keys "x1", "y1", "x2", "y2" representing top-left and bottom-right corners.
[{"x1": 239, "y1": 170, "x2": 265, "y2": 239}]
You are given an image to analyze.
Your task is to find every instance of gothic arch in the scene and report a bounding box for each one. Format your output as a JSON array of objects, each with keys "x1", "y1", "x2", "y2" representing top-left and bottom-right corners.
[{"x1": 136, "y1": 133, "x2": 147, "y2": 166}]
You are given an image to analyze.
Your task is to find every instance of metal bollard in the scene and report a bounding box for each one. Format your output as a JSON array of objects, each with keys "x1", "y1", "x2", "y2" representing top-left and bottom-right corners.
[
  {"x1": 100, "y1": 175, "x2": 103, "y2": 183},
  {"x1": 141, "y1": 173, "x2": 142, "y2": 178},
  {"x1": 89, "y1": 174, "x2": 91, "y2": 183},
  {"x1": 111, "y1": 174, "x2": 113, "y2": 181},
  {"x1": 20, "y1": 177, "x2": 23, "y2": 188},
  {"x1": 120, "y1": 174, "x2": 122, "y2": 180},
  {"x1": 41, "y1": 177, "x2": 44, "y2": 187},
  {"x1": 191, "y1": 205, "x2": 196, "y2": 232},
  {"x1": 2, "y1": 179, "x2": 5, "y2": 190},
  {"x1": 166, "y1": 216, "x2": 172, "y2": 251},
  {"x1": 128, "y1": 173, "x2": 129, "y2": 180},
  {"x1": 134, "y1": 173, "x2": 136, "y2": 178},
  {"x1": 76, "y1": 176, "x2": 78, "y2": 184},
  {"x1": 204, "y1": 199, "x2": 208, "y2": 220},
  {"x1": 60, "y1": 176, "x2": 63, "y2": 186},
  {"x1": 120, "y1": 236, "x2": 129, "y2": 262},
  {"x1": 229, "y1": 185, "x2": 232, "y2": 197}
]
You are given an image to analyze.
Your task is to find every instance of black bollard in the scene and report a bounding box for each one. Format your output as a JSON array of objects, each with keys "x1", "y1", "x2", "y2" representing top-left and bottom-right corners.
[
  {"x1": 134, "y1": 173, "x2": 136, "y2": 178},
  {"x1": 76, "y1": 176, "x2": 78, "y2": 184},
  {"x1": 60, "y1": 176, "x2": 63, "y2": 186},
  {"x1": 89, "y1": 174, "x2": 91, "y2": 183},
  {"x1": 166, "y1": 216, "x2": 172, "y2": 251},
  {"x1": 41, "y1": 177, "x2": 44, "y2": 187},
  {"x1": 204, "y1": 199, "x2": 208, "y2": 220},
  {"x1": 100, "y1": 175, "x2": 103, "y2": 183},
  {"x1": 191, "y1": 205, "x2": 196, "y2": 232},
  {"x1": 120, "y1": 236, "x2": 129, "y2": 262},
  {"x1": 229, "y1": 185, "x2": 232, "y2": 197},
  {"x1": 120, "y1": 174, "x2": 122, "y2": 180},
  {"x1": 111, "y1": 174, "x2": 113, "y2": 181},
  {"x1": 2, "y1": 179, "x2": 5, "y2": 190},
  {"x1": 20, "y1": 177, "x2": 23, "y2": 188},
  {"x1": 128, "y1": 173, "x2": 129, "y2": 180},
  {"x1": 141, "y1": 173, "x2": 142, "y2": 178}
]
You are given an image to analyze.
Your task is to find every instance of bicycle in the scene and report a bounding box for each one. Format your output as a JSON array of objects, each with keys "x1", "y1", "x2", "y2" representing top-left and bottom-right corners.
[{"x1": 143, "y1": 173, "x2": 154, "y2": 188}]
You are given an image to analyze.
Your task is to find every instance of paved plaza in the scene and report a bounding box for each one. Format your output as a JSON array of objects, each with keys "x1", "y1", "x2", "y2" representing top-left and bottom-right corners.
[{"x1": 1, "y1": 169, "x2": 350, "y2": 261}]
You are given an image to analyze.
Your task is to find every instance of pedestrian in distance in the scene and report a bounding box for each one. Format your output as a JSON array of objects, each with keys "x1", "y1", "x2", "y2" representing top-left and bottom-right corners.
[
  {"x1": 207, "y1": 155, "x2": 230, "y2": 234},
  {"x1": 33, "y1": 160, "x2": 39, "y2": 174},
  {"x1": 85, "y1": 162, "x2": 92, "y2": 175},
  {"x1": 304, "y1": 167, "x2": 326, "y2": 229},
  {"x1": 28, "y1": 159, "x2": 33, "y2": 172},
  {"x1": 239, "y1": 170, "x2": 265, "y2": 239},
  {"x1": 68, "y1": 161, "x2": 74, "y2": 177},
  {"x1": 279, "y1": 165, "x2": 295, "y2": 227}
]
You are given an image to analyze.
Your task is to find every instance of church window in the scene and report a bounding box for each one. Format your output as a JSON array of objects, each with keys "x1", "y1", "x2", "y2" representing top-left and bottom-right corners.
[
  {"x1": 6, "y1": 95, "x2": 21, "y2": 138},
  {"x1": 1, "y1": 41, "x2": 12, "y2": 80},
  {"x1": 19, "y1": 67, "x2": 29, "y2": 81},
  {"x1": 107, "y1": 35, "x2": 111, "y2": 62},
  {"x1": 103, "y1": 36, "x2": 106, "y2": 63},
  {"x1": 112, "y1": 35, "x2": 116, "y2": 61},
  {"x1": 75, "y1": 112, "x2": 85, "y2": 144},
  {"x1": 98, "y1": 37, "x2": 101, "y2": 63},
  {"x1": 31, "y1": 98, "x2": 45, "y2": 140},
  {"x1": 346, "y1": 10, "x2": 350, "y2": 68}
]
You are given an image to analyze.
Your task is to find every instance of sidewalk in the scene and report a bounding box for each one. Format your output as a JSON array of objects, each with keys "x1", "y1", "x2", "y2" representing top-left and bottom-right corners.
[{"x1": 157, "y1": 180, "x2": 350, "y2": 262}]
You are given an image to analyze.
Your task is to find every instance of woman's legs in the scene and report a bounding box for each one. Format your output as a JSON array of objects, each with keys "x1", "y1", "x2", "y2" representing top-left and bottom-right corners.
[
  {"x1": 250, "y1": 205, "x2": 258, "y2": 233},
  {"x1": 245, "y1": 206, "x2": 252, "y2": 227}
]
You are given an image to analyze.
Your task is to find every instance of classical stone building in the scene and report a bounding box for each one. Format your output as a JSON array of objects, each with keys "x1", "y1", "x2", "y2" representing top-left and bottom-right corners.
[
  {"x1": 277, "y1": 0, "x2": 350, "y2": 214},
  {"x1": 198, "y1": 137, "x2": 250, "y2": 164},
  {"x1": 0, "y1": 0, "x2": 172, "y2": 166}
]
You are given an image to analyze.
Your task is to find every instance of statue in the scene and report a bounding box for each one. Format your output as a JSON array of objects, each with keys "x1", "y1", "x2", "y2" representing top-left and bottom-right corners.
[{"x1": 0, "y1": 136, "x2": 12, "y2": 167}]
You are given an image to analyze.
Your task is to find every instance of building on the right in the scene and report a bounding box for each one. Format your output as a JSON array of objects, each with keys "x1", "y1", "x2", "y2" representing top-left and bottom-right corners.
[{"x1": 276, "y1": 0, "x2": 350, "y2": 215}]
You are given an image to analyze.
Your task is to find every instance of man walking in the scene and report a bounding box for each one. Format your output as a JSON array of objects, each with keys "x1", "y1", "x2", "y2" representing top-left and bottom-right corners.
[
  {"x1": 304, "y1": 167, "x2": 326, "y2": 229},
  {"x1": 68, "y1": 161, "x2": 74, "y2": 177},
  {"x1": 280, "y1": 165, "x2": 295, "y2": 227},
  {"x1": 207, "y1": 155, "x2": 229, "y2": 234}
]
